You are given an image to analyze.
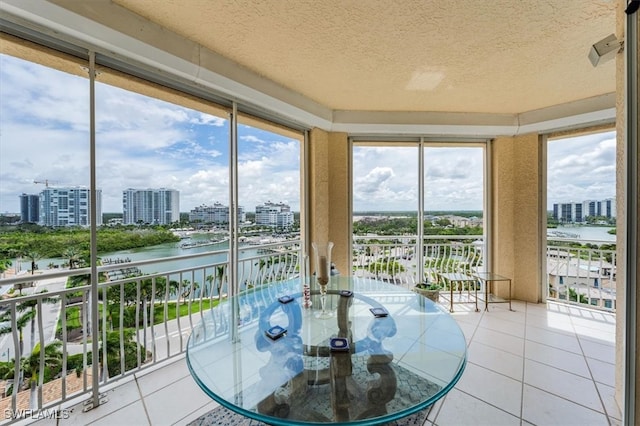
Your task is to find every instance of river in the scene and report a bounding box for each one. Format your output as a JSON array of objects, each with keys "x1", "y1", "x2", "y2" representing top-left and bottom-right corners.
[
  {"x1": 10, "y1": 234, "x2": 284, "y2": 279},
  {"x1": 7, "y1": 226, "x2": 615, "y2": 277},
  {"x1": 549, "y1": 225, "x2": 616, "y2": 243}
]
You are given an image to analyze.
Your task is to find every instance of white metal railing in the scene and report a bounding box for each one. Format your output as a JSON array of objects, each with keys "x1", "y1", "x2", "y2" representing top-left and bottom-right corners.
[
  {"x1": 352, "y1": 235, "x2": 485, "y2": 290},
  {"x1": 0, "y1": 240, "x2": 301, "y2": 424},
  {"x1": 546, "y1": 243, "x2": 617, "y2": 312},
  {"x1": 352, "y1": 235, "x2": 617, "y2": 312}
]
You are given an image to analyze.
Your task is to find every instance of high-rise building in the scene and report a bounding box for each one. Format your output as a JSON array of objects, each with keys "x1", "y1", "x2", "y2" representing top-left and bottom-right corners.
[
  {"x1": 39, "y1": 187, "x2": 102, "y2": 227},
  {"x1": 553, "y1": 198, "x2": 616, "y2": 223},
  {"x1": 188, "y1": 203, "x2": 245, "y2": 224},
  {"x1": 255, "y1": 201, "x2": 294, "y2": 228},
  {"x1": 19, "y1": 193, "x2": 39, "y2": 223},
  {"x1": 122, "y1": 188, "x2": 180, "y2": 225}
]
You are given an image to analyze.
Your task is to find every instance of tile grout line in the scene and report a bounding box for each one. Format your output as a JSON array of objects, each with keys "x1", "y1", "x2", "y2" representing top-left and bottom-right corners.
[
  {"x1": 427, "y1": 300, "x2": 484, "y2": 425},
  {"x1": 134, "y1": 374, "x2": 153, "y2": 426},
  {"x1": 568, "y1": 307, "x2": 617, "y2": 425}
]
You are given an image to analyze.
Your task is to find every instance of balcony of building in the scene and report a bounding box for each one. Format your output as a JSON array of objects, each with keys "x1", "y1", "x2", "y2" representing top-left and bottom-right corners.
[
  {"x1": 0, "y1": 0, "x2": 637, "y2": 425},
  {"x1": 0, "y1": 241, "x2": 621, "y2": 425},
  {"x1": 4, "y1": 296, "x2": 621, "y2": 426}
]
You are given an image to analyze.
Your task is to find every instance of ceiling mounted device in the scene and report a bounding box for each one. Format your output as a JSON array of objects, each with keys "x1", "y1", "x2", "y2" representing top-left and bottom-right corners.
[{"x1": 588, "y1": 34, "x2": 624, "y2": 67}]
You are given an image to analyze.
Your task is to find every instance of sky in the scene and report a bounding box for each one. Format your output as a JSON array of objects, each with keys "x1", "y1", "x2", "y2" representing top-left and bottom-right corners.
[
  {"x1": 547, "y1": 131, "x2": 616, "y2": 209},
  {"x1": 0, "y1": 54, "x2": 616, "y2": 215},
  {"x1": 0, "y1": 54, "x2": 301, "y2": 213}
]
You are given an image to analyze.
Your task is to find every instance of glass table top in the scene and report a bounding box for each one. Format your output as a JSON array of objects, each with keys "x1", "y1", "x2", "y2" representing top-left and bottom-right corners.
[{"x1": 186, "y1": 276, "x2": 467, "y2": 425}]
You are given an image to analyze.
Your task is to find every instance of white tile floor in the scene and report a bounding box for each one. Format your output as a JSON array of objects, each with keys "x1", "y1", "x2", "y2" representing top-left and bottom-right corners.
[{"x1": 25, "y1": 300, "x2": 621, "y2": 426}]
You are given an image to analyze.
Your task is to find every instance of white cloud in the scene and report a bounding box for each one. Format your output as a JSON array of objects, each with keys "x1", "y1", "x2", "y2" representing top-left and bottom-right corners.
[
  {"x1": 547, "y1": 131, "x2": 616, "y2": 207},
  {"x1": 352, "y1": 145, "x2": 484, "y2": 211}
]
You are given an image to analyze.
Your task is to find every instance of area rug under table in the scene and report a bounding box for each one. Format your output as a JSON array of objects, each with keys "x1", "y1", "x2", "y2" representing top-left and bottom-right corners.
[
  {"x1": 187, "y1": 403, "x2": 432, "y2": 426},
  {"x1": 187, "y1": 357, "x2": 438, "y2": 426}
]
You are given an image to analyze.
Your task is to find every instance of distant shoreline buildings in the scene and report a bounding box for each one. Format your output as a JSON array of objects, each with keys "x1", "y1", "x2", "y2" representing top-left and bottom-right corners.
[
  {"x1": 23, "y1": 187, "x2": 103, "y2": 227},
  {"x1": 123, "y1": 188, "x2": 180, "y2": 225},
  {"x1": 18, "y1": 188, "x2": 292, "y2": 228},
  {"x1": 189, "y1": 202, "x2": 246, "y2": 224},
  {"x1": 552, "y1": 198, "x2": 616, "y2": 223},
  {"x1": 255, "y1": 201, "x2": 294, "y2": 228}
]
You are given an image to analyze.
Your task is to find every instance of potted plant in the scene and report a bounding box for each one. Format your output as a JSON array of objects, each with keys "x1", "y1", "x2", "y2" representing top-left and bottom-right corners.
[{"x1": 413, "y1": 282, "x2": 441, "y2": 303}]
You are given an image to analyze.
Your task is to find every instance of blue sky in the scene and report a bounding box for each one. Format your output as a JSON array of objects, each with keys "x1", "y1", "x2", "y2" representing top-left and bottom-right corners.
[
  {"x1": 0, "y1": 54, "x2": 301, "y2": 213},
  {"x1": 0, "y1": 54, "x2": 616, "y2": 214}
]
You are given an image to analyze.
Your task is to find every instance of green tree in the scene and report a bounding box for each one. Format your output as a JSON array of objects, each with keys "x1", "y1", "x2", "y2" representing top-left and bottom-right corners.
[
  {"x1": 62, "y1": 247, "x2": 81, "y2": 269},
  {"x1": 0, "y1": 291, "x2": 58, "y2": 357},
  {"x1": 0, "y1": 309, "x2": 34, "y2": 357},
  {"x1": 23, "y1": 341, "x2": 63, "y2": 408},
  {"x1": 367, "y1": 259, "x2": 405, "y2": 281},
  {"x1": 0, "y1": 258, "x2": 11, "y2": 275},
  {"x1": 206, "y1": 265, "x2": 226, "y2": 302},
  {"x1": 100, "y1": 329, "x2": 146, "y2": 377}
]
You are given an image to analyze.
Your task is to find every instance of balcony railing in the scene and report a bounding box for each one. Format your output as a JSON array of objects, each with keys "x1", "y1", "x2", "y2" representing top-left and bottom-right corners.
[
  {"x1": 352, "y1": 235, "x2": 485, "y2": 289},
  {"x1": 0, "y1": 235, "x2": 617, "y2": 423},
  {"x1": 546, "y1": 243, "x2": 617, "y2": 311},
  {"x1": 353, "y1": 235, "x2": 617, "y2": 313},
  {"x1": 0, "y1": 240, "x2": 301, "y2": 424}
]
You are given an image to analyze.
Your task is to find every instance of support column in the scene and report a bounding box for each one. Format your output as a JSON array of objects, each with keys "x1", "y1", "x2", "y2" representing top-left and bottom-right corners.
[
  {"x1": 491, "y1": 133, "x2": 543, "y2": 303},
  {"x1": 308, "y1": 128, "x2": 350, "y2": 276}
]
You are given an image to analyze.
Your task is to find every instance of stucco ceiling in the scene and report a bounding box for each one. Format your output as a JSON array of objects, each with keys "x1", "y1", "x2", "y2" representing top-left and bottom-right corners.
[{"x1": 105, "y1": 0, "x2": 617, "y2": 115}]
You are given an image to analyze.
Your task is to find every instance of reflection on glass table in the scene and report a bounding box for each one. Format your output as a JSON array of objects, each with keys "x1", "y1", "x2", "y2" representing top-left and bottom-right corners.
[{"x1": 186, "y1": 277, "x2": 467, "y2": 425}]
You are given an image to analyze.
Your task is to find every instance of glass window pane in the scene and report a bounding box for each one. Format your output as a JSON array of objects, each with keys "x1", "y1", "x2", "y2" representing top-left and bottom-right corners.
[
  {"x1": 352, "y1": 144, "x2": 419, "y2": 285},
  {"x1": 0, "y1": 53, "x2": 90, "y2": 272},
  {"x1": 353, "y1": 145, "x2": 419, "y2": 214},
  {"x1": 94, "y1": 67, "x2": 230, "y2": 274},
  {"x1": 423, "y1": 146, "x2": 484, "y2": 213},
  {"x1": 237, "y1": 120, "x2": 302, "y2": 287}
]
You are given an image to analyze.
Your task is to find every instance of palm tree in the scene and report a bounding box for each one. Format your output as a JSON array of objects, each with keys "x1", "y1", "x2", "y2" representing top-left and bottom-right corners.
[
  {"x1": 23, "y1": 340, "x2": 63, "y2": 408},
  {"x1": 23, "y1": 250, "x2": 42, "y2": 275},
  {"x1": 62, "y1": 247, "x2": 81, "y2": 269},
  {"x1": 206, "y1": 265, "x2": 226, "y2": 302},
  {"x1": 214, "y1": 265, "x2": 226, "y2": 301},
  {"x1": 100, "y1": 329, "x2": 144, "y2": 378},
  {"x1": 0, "y1": 309, "x2": 34, "y2": 357},
  {"x1": 0, "y1": 291, "x2": 58, "y2": 357}
]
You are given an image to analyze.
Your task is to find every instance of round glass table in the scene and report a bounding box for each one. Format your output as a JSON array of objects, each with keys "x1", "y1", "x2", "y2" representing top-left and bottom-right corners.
[{"x1": 186, "y1": 277, "x2": 467, "y2": 425}]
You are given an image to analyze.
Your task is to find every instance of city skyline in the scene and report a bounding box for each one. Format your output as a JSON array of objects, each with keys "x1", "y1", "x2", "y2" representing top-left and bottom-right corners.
[{"x1": 1, "y1": 54, "x2": 616, "y2": 215}]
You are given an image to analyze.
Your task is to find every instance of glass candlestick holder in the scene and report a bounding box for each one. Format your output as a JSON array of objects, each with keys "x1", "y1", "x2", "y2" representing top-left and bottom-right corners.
[{"x1": 312, "y1": 241, "x2": 334, "y2": 318}]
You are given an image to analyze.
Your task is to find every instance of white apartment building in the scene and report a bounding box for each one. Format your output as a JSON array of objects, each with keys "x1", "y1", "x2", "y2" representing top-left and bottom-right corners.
[
  {"x1": 553, "y1": 198, "x2": 616, "y2": 223},
  {"x1": 255, "y1": 202, "x2": 294, "y2": 228},
  {"x1": 189, "y1": 203, "x2": 246, "y2": 224},
  {"x1": 39, "y1": 187, "x2": 102, "y2": 227},
  {"x1": 583, "y1": 198, "x2": 616, "y2": 219},
  {"x1": 123, "y1": 188, "x2": 180, "y2": 225}
]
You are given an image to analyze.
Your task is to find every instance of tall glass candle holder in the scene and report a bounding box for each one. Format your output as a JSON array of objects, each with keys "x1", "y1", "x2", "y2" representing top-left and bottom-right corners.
[
  {"x1": 312, "y1": 241, "x2": 334, "y2": 318},
  {"x1": 302, "y1": 254, "x2": 312, "y2": 308}
]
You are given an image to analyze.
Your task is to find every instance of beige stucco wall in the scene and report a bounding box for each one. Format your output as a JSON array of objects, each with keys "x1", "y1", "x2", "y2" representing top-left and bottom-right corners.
[
  {"x1": 310, "y1": 129, "x2": 546, "y2": 303},
  {"x1": 308, "y1": 128, "x2": 350, "y2": 276},
  {"x1": 491, "y1": 134, "x2": 542, "y2": 303}
]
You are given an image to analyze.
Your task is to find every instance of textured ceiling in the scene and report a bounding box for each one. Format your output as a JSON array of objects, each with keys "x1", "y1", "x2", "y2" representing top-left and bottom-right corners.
[{"x1": 106, "y1": 0, "x2": 616, "y2": 115}]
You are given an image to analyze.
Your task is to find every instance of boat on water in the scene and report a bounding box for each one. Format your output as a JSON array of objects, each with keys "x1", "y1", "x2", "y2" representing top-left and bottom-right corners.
[
  {"x1": 180, "y1": 237, "x2": 229, "y2": 249},
  {"x1": 547, "y1": 230, "x2": 580, "y2": 239}
]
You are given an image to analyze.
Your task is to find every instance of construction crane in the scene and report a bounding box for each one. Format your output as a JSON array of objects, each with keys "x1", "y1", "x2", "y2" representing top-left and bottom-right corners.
[{"x1": 34, "y1": 179, "x2": 57, "y2": 187}]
